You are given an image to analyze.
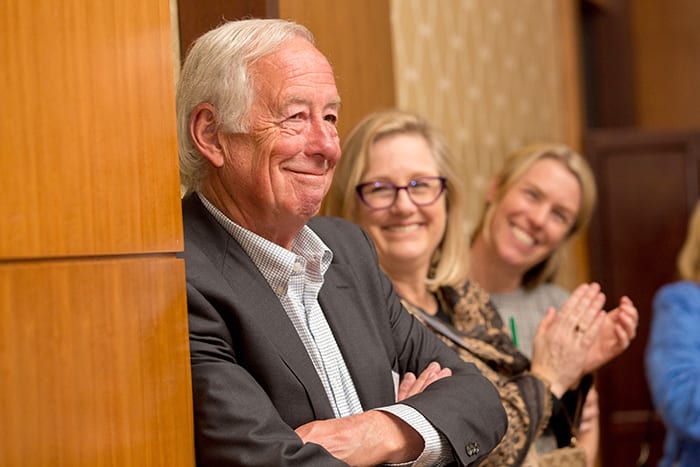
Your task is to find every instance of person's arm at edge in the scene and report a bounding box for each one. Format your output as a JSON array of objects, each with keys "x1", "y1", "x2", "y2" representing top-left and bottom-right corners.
[{"x1": 645, "y1": 283, "x2": 700, "y2": 440}]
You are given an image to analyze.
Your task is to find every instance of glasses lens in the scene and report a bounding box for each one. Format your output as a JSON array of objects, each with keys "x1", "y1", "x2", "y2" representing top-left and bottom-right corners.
[
  {"x1": 359, "y1": 181, "x2": 397, "y2": 209},
  {"x1": 408, "y1": 177, "x2": 445, "y2": 205},
  {"x1": 356, "y1": 177, "x2": 446, "y2": 209}
]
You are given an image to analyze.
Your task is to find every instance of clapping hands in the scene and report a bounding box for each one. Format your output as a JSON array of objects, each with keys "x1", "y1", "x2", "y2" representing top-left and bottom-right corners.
[
  {"x1": 583, "y1": 295, "x2": 638, "y2": 373},
  {"x1": 531, "y1": 283, "x2": 606, "y2": 397}
]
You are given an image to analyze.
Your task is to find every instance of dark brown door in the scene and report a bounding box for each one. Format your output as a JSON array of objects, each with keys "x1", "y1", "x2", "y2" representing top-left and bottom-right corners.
[{"x1": 586, "y1": 128, "x2": 700, "y2": 466}]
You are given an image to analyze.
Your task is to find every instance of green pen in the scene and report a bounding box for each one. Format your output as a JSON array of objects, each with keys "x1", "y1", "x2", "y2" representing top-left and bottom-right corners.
[{"x1": 509, "y1": 316, "x2": 518, "y2": 349}]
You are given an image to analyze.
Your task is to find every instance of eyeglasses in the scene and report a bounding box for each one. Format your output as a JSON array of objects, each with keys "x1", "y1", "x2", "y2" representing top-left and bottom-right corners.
[{"x1": 355, "y1": 176, "x2": 447, "y2": 210}]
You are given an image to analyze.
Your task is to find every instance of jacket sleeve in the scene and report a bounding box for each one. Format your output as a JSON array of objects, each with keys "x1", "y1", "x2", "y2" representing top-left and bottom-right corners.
[
  {"x1": 386, "y1": 293, "x2": 508, "y2": 466},
  {"x1": 319, "y1": 217, "x2": 508, "y2": 466},
  {"x1": 645, "y1": 282, "x2": 700, "y2": 440}
]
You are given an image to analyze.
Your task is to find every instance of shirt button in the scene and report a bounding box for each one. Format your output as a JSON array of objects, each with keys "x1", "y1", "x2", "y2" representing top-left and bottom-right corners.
[
  {"x1": 293, "y1": 262, "x2": 303, "y2": 273},
  {"x1": 275, "y1": 286, "x2": 285, "y2": 295}
]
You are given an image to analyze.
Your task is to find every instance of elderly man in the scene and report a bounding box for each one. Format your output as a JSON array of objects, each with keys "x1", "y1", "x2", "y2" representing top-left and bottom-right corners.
[{"x1": 176, "y1": 18, "x2": 506, "y2": 466}]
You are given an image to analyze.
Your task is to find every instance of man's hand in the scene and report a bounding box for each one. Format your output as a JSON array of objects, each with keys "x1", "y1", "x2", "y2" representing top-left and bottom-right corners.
[
  {"x1": 295, "y1": 409, "x2": 423, "y2": 466},
  {"x1": 294, "y1": 362, "x2": 452, "y2": 466},
  {"x1": 397, "y1": 361, "x2": 452, "y2": 401}
]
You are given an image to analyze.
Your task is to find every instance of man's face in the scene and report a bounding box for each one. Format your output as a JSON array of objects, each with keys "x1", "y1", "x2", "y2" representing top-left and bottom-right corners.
[{"x1": 218, "y1": 37, "x2": 341, "y2": 239}]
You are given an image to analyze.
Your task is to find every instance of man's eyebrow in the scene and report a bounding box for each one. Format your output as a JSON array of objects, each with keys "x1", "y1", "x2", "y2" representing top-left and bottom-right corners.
[{"x1": 283, "y1": 96, "x2": 341, "y2": 109}]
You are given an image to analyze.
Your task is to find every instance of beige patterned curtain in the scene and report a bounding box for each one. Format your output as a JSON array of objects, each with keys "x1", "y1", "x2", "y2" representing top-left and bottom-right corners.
[{"x1": 390, "y1": 0, "x2": 570, "y2": 232}]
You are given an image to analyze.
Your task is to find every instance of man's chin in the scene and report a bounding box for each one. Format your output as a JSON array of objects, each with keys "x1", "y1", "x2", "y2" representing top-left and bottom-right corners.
[{"x1": 291, "y1": 198, "x2": 323, "y2": 220}]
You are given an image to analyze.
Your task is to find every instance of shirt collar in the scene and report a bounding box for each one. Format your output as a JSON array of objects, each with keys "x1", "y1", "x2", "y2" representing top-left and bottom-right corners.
[{"x1": 197, "y1": 193, "x2": 333, "y2": 289}]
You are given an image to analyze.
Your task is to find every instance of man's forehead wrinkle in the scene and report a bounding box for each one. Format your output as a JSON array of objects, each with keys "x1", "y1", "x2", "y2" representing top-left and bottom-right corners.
[
  {"x1": 279, "y1": 93, "x2": 342, "y2": 114},
  {"x1": 283, "y1": 95, "x2": 311, "y2": 108},
  {"x1": 249, "y1": 41, "x2": 340, "y2": 118},
  {"x1": 273, "y1": 73, "x2": 340, "y2": 107},
  {"x1": 260, "y1": 41, "x2": 334, "y2": 79}
]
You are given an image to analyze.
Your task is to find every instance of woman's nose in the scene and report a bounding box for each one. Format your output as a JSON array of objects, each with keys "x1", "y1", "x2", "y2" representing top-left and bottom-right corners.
[
  {"x1": 391, "y1": 188, "x2": 416, "y2": 212},
  {"x1": 528, "y1": 204, "x2": 549, "y2": 227}
]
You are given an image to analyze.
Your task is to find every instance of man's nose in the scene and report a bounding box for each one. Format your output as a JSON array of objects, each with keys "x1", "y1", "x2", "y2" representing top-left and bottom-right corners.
[{"x1": 306, "y1": 119, "x2": 340, "y2": 161}]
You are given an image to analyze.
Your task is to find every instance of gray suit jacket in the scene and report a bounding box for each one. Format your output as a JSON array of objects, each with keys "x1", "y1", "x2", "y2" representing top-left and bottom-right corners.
[{"x1": 180, "y1": 194, "x2": 506, "y2": 466}]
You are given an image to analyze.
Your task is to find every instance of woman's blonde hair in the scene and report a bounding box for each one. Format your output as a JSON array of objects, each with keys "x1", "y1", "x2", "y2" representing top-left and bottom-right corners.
[
  {"x1": 324, "y1": 109, "x2": 469, "y2": 289},
  {"x1": 471, "y1": 143, "x2": 597, "y2": 289},
  {"x1": 677, "y1": 200, "x2": 700, "y2": 282}
]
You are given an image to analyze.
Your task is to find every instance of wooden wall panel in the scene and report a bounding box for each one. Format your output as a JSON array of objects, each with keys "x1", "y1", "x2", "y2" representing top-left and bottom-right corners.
[
  {"x1": 0, "y1": 258, "x2": 193, "y2": 466},
  {"x1": 586, "y1": 128, "x2": 700, "y2": 467},
  {"x1": 580, "y1": 0, "x2": 637, "y2": 127},
  {"x1": 0, "y1": 1, "x2": 193, "y2": 465},
  {"x1": 279, "y1": 0, "x2": 396, "y2": 139},
  {"x1": 0, "y1": 0, "x2": 183, "y2": 259},
  {"x1": 630, "y1": 0, "x2": 700, "y2": 129},
  {"x1": 556, "y1": 1, "x2": 591, "y2": 289},
  {"x1": 582, "y1": 0, "x2": 700, "y2": 130},
  {"x1": 177, "y1": 0, "x2": 278, "y2": 63},
  {"x1": 582, "y1": 3, "x2": 700, "y2": 463}
]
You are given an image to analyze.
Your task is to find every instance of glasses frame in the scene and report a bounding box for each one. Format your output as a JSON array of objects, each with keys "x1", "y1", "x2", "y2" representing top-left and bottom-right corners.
[{"x1": 355, "y1": 176, "x2": 447, "y2": 210}]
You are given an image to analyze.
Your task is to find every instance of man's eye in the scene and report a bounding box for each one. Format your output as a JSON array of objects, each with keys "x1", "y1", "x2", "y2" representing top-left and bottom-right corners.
[{"x1": 325, "y1": 114, "x2": 338, "y2": 124}]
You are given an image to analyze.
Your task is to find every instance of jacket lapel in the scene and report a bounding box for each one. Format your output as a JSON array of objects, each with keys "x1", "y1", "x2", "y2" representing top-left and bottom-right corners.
[
  {"x1": 223, "y1": 240, "x2": 338, "y2": 419},
  {"x1": 319, "y1": 262, "x2": 396, "y2": 410},
  {"x1": 187, "y1": 195, "x2": 336, "y2": 420}
]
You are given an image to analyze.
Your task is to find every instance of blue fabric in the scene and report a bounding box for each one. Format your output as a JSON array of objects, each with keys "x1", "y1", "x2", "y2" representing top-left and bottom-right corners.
[{"x1": 645, "y1": 281, "x2": 700, "y2": 467}]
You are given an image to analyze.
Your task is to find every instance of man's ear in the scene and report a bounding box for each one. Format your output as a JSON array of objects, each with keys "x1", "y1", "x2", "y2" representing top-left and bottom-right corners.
[{"x1": 189, "y1": 103, "x2": 224, "y2": 168}]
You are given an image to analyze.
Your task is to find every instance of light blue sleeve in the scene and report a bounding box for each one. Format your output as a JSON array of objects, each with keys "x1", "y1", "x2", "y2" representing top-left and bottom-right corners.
[{"x1": 645, "y1": 281, "x2": 700, "y2": 440}]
